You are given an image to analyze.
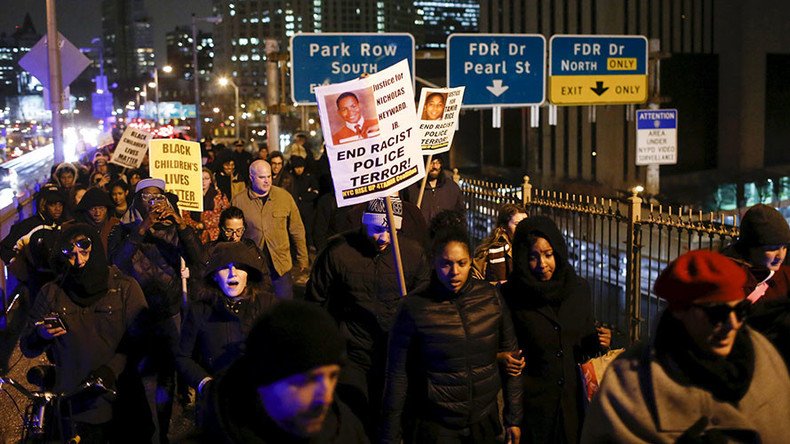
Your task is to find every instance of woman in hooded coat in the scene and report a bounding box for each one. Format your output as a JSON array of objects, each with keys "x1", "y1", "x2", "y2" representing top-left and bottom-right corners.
[{"x1": 500, "y1": 216, "x2": 610, "y2": 444}]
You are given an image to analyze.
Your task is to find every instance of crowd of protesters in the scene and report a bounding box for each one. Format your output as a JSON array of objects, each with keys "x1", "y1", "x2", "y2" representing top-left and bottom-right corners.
[{"x1": 0, "y1": 131, "x2": 789, "y2": 444}]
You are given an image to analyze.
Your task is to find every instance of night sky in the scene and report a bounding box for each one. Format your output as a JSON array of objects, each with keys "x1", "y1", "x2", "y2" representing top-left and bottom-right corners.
[{"x1": 0, "y1": 0, "x2": 213, "y2": 62}]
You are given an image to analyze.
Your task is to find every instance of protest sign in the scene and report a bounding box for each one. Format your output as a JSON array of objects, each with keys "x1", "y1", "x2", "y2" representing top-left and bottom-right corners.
[
  {"x1": 96, "y1": 131, "x2": 115, "y2": 148},
  {"x1": 148, "y1": 139, "x2": 203, "y2": 212},
  {"x1": 315, "y1": 59, "x2": 424, "y2": 207},
  {"x1": 109, "y1": 127, "x2": 152, "y2": 169},
  {"x1": 415, "y1": 86, "x2": 465, "y2": 153}
]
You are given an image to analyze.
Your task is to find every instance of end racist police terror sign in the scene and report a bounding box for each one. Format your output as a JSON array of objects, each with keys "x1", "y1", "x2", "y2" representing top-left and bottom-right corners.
[
  {"x1": 290, "y1": 33, "x2": 415, "y2": 104},
  {"x1": 149, "y1": 139, "x2": 203, "y2": 212},
  {"x1": 314, "y1": 59, "x2": 424, "y2": 207}
]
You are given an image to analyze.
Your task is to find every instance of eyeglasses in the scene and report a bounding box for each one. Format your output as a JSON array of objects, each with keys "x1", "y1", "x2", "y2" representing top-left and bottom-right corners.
[
  {"x1": 61, "y1": 237, "x2": 92, "y2": 258},
  {"x1": 693, "y1": 299, "x2": 751, "y2": 325},
  {"x1": 222, "y1": 227, "x2": 245, "y2": 236},
  {"x1": 141, "y1": 193, "x2": 167, "y2": 206}
]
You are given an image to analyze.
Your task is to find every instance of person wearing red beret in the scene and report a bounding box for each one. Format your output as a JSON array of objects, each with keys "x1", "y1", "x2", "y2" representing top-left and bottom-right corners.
[
  {"x1": 722, "y1": 204, "x2": 790, "y2": 365},
  {"x1": 582, "y1": 250, "x2": 790, "y2": 443}
]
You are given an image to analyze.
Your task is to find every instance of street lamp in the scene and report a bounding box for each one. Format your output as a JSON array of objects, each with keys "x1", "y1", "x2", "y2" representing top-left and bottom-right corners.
[
  {"x1": 218, "y1": 76, "x2": 239, "y2": 139},
  {"x1": 153, "y1": 65, "x2": 173, "y2": 124},
  {"x1": 192, "y1": 14, "x2": 222, "y2": 140}
]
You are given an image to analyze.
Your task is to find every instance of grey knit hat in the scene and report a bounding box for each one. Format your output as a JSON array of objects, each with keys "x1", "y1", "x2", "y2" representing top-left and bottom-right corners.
[{"x1": 738, "y1": 204, "x2": 790, "y2": 248}]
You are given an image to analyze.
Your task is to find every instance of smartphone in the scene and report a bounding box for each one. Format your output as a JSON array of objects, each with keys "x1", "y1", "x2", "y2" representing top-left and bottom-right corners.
[{"x1": 38, "y1": 314, "x2": 67, "y2": 331}]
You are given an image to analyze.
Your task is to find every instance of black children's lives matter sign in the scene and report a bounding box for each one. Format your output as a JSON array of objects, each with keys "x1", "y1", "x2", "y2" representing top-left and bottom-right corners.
[
  {"x1": 109, "y1": 127, "x2": 152, "y2": 169},
  {"x1": 415, "y1": 86, "x2": 465, "y2": 153},
  {"x1": 149, "y1": 139, "x2": 203, "y2": 212},
  {"x1": 315, "y1": 59, "x2": 424, "y2": 207}
]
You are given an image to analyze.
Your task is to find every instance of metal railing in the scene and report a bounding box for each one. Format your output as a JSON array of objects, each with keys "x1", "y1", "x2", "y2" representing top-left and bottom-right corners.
[{"x1": 457, "y1": 172, "x2": 740, "y2": 344}]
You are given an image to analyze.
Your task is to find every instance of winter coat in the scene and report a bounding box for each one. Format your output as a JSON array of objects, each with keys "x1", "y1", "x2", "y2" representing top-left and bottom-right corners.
[
  {"x1": 405, "y1": 170, "x2": 464, "y2": 225},
  {"x1": 181, "y1": 361, "x2": 369, "y2": 444},
  {"x1": 0, "y1": 213, "x2": 61, "y2": 263},
  {"x1": 379, "y1": 277, "x2": 523, "y2": 443},
  {"x1": 108, "y1": 222, "x2": 202, "y2": 319},
  {"x1": 581, "y1": 327, "x2": 790, "y2": 444},
  {"x1": 472, "y1": 226, "x2": 514, "y2": 283},
  {"x1": 722, "y1": 247, "x2": 790, "y2": 365},
  {"x1": 232, "y1": 186, "x2": 308, "y2": 277},
  {"x1": 305, "y1": 230, "x2": 430, "y2": 369},
  {"x1": 182, "y1": 189, "x2": 231, "y2": 244},
  {"x1": 20, "y1": 266, "x2": 147, "y2": 424},
  {"x1": 501, "y1": 276, "x2": 602, "y2": 444},
  {"x1": 176, "y1": 290, "x2": 275, "y2": 390}
]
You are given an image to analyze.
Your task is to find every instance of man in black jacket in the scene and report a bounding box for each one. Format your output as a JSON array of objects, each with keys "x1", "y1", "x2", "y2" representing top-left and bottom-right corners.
[
  {"x1": 108, "y1": 178, "x2": 203, "y2": 443},
  {"x1": 405, "y1": 154, "x2": 464, "y2": 225},
  {"x1": 191, "y1": 301, "x2": 368, "y2": 443},
  {"x1": 305, "y1": 197, "x2": 430, "y2": 435}
]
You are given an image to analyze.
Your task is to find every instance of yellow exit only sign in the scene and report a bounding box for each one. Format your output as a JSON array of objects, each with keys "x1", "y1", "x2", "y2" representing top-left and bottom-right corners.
[{"x1": 549, "y1": 35, "x2": 648, "y2": 106}]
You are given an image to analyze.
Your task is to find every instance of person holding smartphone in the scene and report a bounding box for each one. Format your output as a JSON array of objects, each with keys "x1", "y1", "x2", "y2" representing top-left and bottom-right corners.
[{"x1": 20, "y1": 224, "x2": 148, "y2": 442}]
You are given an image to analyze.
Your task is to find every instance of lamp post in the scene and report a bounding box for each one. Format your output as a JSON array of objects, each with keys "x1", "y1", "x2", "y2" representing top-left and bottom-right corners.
[
  {"x1": 153, "y1": 65, "x2": 172, "y2": 124},
  {"x1": 218, "y1": 77, "x2": 240, "y2": 139},
  {"x1": 192, "y1": 14, "x2": 222, "y2": 140}
]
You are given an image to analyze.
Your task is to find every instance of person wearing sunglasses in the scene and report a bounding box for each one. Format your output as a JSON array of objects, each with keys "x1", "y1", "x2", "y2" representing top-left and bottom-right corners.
[
  {"x1": 108, "y1": 177, "x2": 203, "y2": 443},
  {"x1": 582, "y1": 250, "x2": 790, "y2": 443},
  {"x1": 20, "y1": 224, "x2": 147, "y2": 442},
  {"x1": 722, "y1": 203, "x2": 790, "y2": 365}
]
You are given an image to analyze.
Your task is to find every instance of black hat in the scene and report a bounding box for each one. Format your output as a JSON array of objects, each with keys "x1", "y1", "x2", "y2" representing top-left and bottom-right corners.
[
  {"x1": 75, "y1": 188, "x2": 114, "y2": 212},
  {"x1": 203, "y1": 242, "x2": 264, "y2": 282},
  {"x1": 242, "y1": 301, "x2": 345, "y2": 386},
  {"x1": 37, "y1": 185, "x2": 66, "y2": 204},
  {"x1": 737, "y1": 204, "x2": 790, "y2": 248},
  {"x1": 289, "y1": 155, "x2": 306, "y2": 168}
]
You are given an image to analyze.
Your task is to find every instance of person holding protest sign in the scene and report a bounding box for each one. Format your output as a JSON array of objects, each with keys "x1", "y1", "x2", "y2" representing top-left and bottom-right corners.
[
  {"x1": 233, "y1": 160, "x2": 308, "y2": 300},
  {"x1": 330, "y1": 91, "x2": 380, "y2": 145},
  {"x1": 420, "y1": 92, "x2": 447, "y2": 121},
  {"x1": 306, "y1": 197, "x2": 431, "y2": 436},
  {"x1": 405, "y1": 154, "x2": 465, "y2": 225}
]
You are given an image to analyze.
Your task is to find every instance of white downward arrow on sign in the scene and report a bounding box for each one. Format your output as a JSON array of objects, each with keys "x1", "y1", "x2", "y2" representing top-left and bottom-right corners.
[{"x1": 486, "y1": 79, "x2": 509, "y2": 97}]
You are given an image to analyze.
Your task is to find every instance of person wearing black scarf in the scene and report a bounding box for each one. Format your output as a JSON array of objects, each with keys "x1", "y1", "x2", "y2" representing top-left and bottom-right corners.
[
  {"x1": 500, "y1": 215, "x2": 610, "y2": 444},
  {"x1": 20, "y1": 224, "x2": 148, "y2": 443},
  {"x1": 582, "y1": 250, "x2": 790, "y2": 443}
]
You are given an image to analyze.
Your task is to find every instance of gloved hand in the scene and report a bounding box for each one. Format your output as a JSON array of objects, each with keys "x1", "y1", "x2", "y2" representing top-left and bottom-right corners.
[{"x1": 83, "y1": 365, "x2": 117, "y2": 395}]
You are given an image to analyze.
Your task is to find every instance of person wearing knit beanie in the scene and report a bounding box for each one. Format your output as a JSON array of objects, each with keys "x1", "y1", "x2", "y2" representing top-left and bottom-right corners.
[
  {"x1": 582, "y1": 249, "x2": 790, "y2": 443},
  {"x1": 722, "y1": 203, "x2": 790, "y2": 366},
  {"x1": 192, "y1": 301, "x2": 368, "y2": 443},
  {"x1": 735, "y1": 203, "x2": 789, "y2": 272}
]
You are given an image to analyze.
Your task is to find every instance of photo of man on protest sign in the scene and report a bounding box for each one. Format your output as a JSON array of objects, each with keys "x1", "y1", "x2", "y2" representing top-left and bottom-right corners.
[
  {"x1": 327, "y1": 89, "x2": 381, "y2": 145},
  {"x1": 416, "y1": 86, "x2": 465, "y2": 153},
  {"x1": 315, "y1": 59, "x2": 424, "y2": 207}
]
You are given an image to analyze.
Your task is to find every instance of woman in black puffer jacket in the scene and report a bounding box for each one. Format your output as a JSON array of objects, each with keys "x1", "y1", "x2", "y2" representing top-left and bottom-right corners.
[{"x1": 380, "y1": 218, "x2": 523, "y2": 444}]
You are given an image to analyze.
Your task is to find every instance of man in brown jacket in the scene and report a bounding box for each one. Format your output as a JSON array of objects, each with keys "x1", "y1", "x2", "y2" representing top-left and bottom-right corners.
[
  {"x1": 582, "y1": 250, "x2": 790, "y2": 444},
  {"x1": 232, "y1": 159, "x2": 308, "y2": 300}
]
